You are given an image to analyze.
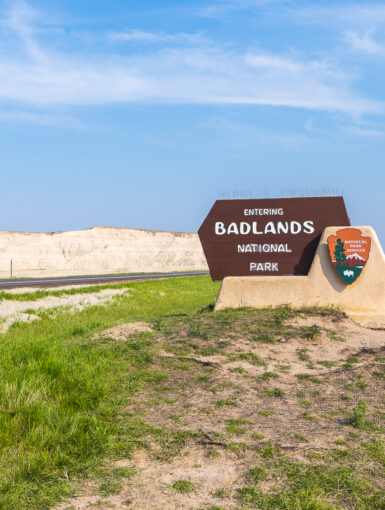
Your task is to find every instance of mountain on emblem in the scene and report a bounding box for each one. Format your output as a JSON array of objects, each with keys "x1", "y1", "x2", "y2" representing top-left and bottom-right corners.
[{"x1": 327, "y1": 228, "x2": 371, "y2": 284}]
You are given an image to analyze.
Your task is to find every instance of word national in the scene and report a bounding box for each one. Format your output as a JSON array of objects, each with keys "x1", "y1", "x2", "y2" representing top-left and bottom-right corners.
[
  {"x1": 238, "y1": 244, "x2": 292, "y2": 253},
  {"x1": 214, "y1": 220, "x2": 315, "y2": 236}
]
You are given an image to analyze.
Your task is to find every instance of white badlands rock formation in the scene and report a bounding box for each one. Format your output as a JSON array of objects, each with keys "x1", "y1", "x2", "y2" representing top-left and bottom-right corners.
[{"x1": 0, "y1": 226, "x2": 208, "y2": 278}]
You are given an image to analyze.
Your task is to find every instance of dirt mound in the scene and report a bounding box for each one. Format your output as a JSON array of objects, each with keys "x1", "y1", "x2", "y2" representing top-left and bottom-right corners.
[{"x1": 94, "y1": 323, "x2": 152, "y2": 341}]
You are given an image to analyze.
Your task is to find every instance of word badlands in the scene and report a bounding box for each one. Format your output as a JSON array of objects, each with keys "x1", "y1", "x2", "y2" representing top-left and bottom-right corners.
[{"x1": 214, "y1": 220, "x2": 315, "y2": 236}]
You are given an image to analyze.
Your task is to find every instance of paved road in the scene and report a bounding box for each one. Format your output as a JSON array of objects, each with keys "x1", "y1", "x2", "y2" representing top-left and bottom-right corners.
[{"x1": 0, "y1": 271, "x2": 210, "y2": 289}]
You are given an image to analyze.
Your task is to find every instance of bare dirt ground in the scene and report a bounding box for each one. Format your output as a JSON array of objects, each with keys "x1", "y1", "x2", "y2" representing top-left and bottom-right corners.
[
  {"x1": 56, "y1": 309, "x2": 385, "y2": 510},
  {"x1": 0, "y1": 288, "x2": 131, "y2": 332},
  {"x1": 5, "y1": 283, "x2": 113, "y2": 293},
  {"x1": 92, "y1": 322, "x2": 152, "y2": 341}
]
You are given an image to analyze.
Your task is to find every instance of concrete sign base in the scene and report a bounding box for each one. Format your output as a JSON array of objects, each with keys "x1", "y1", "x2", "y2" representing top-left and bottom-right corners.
[{"x1": 215, "y1": 226, "x2": 385, "y2": 329}]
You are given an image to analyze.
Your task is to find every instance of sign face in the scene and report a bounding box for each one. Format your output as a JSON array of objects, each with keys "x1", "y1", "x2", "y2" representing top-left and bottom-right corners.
[
  {"x1": 198, "y1": 197, "x2": 350, "y2": 280},
  {"x1": 327, "y1": 228, "x2": 371, "y2": 284}
]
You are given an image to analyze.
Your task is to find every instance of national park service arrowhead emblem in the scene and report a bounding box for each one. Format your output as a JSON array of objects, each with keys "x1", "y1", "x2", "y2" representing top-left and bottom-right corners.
[{"x1": 327, "y1": 228, "x2": 371, "y2": 284}]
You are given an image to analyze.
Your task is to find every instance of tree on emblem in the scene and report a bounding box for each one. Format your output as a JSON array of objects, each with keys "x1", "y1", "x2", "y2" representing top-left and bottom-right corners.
[{"x1": 334, "y1": 238, "x2": 346, "y2": 265}]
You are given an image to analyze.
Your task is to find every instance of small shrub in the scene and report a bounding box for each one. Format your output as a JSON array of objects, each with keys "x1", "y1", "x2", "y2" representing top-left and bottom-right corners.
[
  {"x1": 252, "y1": 333, "x2": 276, "y2": 344},
  {"x1": 226, "y1": 442, "x2": 248, "y2": 452},
  {"x1": 296, "y1": 374, "x2": 323, "y2": 384},
  {"x1": 344, "y1": 356, "x2": 360, "y2": 367},
  {"x1": 301, "y1": 412, "x2": 316, "y2": 421},
  {"x1": 300, "y1": 325, "x2": 321, "y2": 340},
  {"x1": 350, "y1": 401, "x2": 368, "y2": 429},
  {"x1": 200, "y1": 346, "x2": 221, "y2": 356},
  {"x1": 258, "y1": 371, "x2": 279, "y2": 382},
  {"x1": 169, "y1": 479, "x2": 196, "y2": 493},
  {"x1": 317, "y1": 360, "x2": 336, "y2": 368},
  {"x1": 258, "y1": 410, "x2": 276, "y2": 417},
  {"x1": 237, "y1": 486, "x2": 262, "y2": 504},
  {"x1": 327, "y1": 329, "x2": 345, "y2": 342},
  {"x1": 99, "y1": 467, "x2": 135, "y2": 496},
  {"x1": 195, "y1": 375, "x2": 210, "y2": 383},
  {"x1": 231, "y1": 366, "x2": 247, "y2": 374},
  {"x1": 211, "y1": 488, "x2": 230, "y2": 498},
  {"x1": 225, "y1": 418, "x2": 249, "y2": 435},
  {"x1": 247, "y1": 466, "x2": 268, "y2": 482},
  {"x1": 215, "y1": 399, "x2": 237, "y2": 407},
  {"x1": 259, "y1": 441, "x2": 278, "y2": 458},
  {"x1": 296, "y1": 348, "x2": 310, "y2": 361},
  {"x1": 231, "y1": 352, "x2": 266, "y2": 366},
  {"x1": 273, "y1": 306, "x2": 292, "y2": 326},
  {"x1": 263, "y1": 387, "x2": 284, "y2": 397}
]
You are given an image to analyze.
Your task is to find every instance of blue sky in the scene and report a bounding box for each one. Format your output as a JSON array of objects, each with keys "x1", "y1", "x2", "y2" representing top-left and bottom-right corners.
[{"x1": 0, "y1": 0, "x2": 384, "y2": 241}]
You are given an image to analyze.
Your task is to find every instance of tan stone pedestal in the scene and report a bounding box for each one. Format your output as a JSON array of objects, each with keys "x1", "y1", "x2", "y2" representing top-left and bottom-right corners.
[{"x1": 215, "y1": 226, "x2": 385, "y2": 328}]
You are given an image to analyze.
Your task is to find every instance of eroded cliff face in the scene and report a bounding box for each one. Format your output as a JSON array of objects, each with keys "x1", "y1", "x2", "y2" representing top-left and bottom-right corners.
[{"x1": 0, "y1": 226, "x2": 208, "y2": 277}]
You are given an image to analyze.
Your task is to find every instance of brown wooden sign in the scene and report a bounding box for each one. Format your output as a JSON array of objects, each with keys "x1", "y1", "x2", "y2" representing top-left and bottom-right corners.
[{"x1": 198, "y1": 197, "x2": 350, "y2": 280}]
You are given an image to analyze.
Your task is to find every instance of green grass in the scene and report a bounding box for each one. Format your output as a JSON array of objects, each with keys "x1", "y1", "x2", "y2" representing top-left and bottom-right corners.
[
  {"x1": 349, "y1": 401, "x2": 369, "y2": 429},
  {"x1": 225, "y1": 418, "x2": 250, "y2": 435},
  {"x1": 250, "y1": 333, "x2": 276, "y2": 344},
  {"x1": 0, "y1": 275, "x2": 219, "y2": 509},
  {"x1": 263, "y1": 387, "x2": 285, "y2": 397},
  {"x1": 98, "y1": 467, "x2": 136, "y2": 496},
  {"x1": 258, "y1": 371, "x2": 279, "y2": 382},
  {"x1": 258, "y1": 410, "x2": 276, "y2": 417},
  {"x1": 215, "y1": 398, "x2": 238, "y2": 408},
  {"x1": 301, "y1": 412, "x2": 316, "y2": 421},
  {"x1": 296, "y1": 348, "x2": 310, "y2": 362},
  {"x1": 229, "y1": 352, "x2": 266, "y2": 366},
  {"x1": 259, "y1": 441, "x2": 278, "y2": 458},
  {"x1": 294, "y1": 433, "x2": 308, "y2": 442},
  {"x1": 0, "y1": 278, "x2": 381, "y2": 509},
  {"x1": 247, "y1": 466, "x2": 268, "y2": 482},
  {"x1": 299, "y1": 325, "x2": 321, "y2": 340},
  {"x1": 237, "y1": 447, "x2": 385, "y2": 509},
  {"x1": 168, "y1": 479, "x2": 196, "y2": 493}
]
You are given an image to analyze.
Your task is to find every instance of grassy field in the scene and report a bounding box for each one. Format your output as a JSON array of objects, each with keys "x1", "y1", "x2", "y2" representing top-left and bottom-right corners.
[
  {"x1": 0, "y1": 276, "x2": 384, "y2": 509},
  {"x1": 0, "y1": 276, "x2": 218, "y2": 509}
]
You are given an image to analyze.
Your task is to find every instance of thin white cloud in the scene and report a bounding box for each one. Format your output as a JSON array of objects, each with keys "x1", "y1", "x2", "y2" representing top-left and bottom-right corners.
[
  {"x1": 109, "y1": 29, "x2": 167, "y2": 42},
  {"x1": 245, "y1": 53, "x2": 303, "y2": 72},
  {"x1": 344, "y1": 30, "x2": 385, "y2": 54},
  {"x1": 200, "y1": 0, "x2": 277, "y2": 19},
  {"x1": 0, "y1": 109, "x2": 83, "y2": 129},
  {"x1": 108, "y1": 29, "x2": 207, "y2": 45},
  {"x1": 294, "y1": 4, "x2": 385, "y2": 28},
  {"x1": 0, "y1": 1, "x2": 381, "y2": 119},
  {"x1": 208, "y1": 116, "x2": 309, "y2": 149},
  {"x1": 3, "y1": 0, "x2": 45, "y2": 60},
  {"x1": 202, "y1": 1, "x2": 385, "y2": 28},
  {"x1": 341, "y1": 125, "x2": 385, "y2": 137}
]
